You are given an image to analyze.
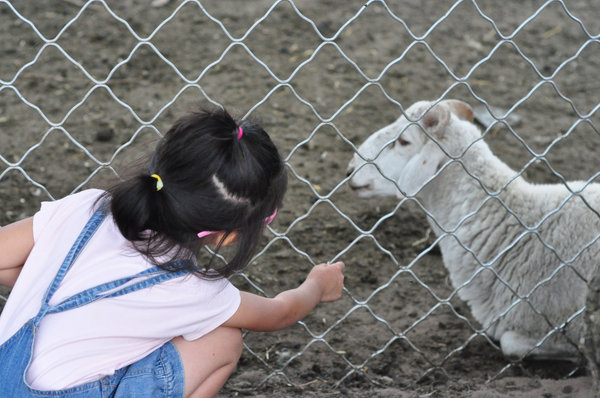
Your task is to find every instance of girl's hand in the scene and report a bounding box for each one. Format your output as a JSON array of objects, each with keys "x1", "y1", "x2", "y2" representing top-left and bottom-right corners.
[
  {"x1": 305, "y1": 261, "x2": 345, "y2": 302},
  {"x1": 225, "y1": 261, "x2": 345, "y2": 332}
]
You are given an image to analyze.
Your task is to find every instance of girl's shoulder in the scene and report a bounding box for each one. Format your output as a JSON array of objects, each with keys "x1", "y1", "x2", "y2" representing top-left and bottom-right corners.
[
  {"x1": 34, "y1": 189, "x2": 106, "y2": 239},
  {"x1": 39, "y1": 189, "x2": 105, "y2": 215},
  {"x1": 61, "y1": 189, "x2": 105, "y2": 205}
]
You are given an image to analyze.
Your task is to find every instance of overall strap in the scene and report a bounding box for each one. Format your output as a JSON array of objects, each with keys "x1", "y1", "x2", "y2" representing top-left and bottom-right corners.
[
  {"x1": 40, "y1": 209, "x2": 107, "y2": 307},
  {"x1": 44, "y1": 267, "x2": 188, "y2": 315}
]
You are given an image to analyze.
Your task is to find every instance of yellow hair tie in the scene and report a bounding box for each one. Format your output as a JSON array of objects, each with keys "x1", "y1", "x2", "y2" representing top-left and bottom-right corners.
[{"x1": 150, "y1": 174, "x2": 164, "y2": 191}]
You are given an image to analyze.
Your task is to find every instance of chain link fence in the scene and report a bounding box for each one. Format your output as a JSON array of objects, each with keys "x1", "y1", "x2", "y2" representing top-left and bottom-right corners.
[{"x1": 1, "y1": 0, "x2": 599, "y2": 394}]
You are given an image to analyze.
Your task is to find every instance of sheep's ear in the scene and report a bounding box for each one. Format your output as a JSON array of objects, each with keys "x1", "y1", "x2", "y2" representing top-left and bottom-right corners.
[
  {"x1": 443, "y1": 99, "x2": 474, "y2": 122},
  {"x1": 397, "y1": 141, "x2": 446, "y2": 197},
  {"x1": 420, "y1": 103, "x2": 450, "y2": 138}
]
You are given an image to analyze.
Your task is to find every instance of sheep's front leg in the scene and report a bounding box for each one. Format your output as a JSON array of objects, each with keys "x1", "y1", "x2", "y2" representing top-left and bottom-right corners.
[{"x1": 500, "y1": 331, "x2": 578, "y2": 361}]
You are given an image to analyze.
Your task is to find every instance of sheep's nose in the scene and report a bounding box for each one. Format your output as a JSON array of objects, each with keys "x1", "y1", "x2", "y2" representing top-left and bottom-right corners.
[{"x1": 346, "y1": 167, "x2": 354, "y2": 178}]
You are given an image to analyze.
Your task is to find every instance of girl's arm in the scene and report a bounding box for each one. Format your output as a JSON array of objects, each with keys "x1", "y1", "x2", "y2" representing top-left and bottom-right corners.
[
  {"x1": 223, "y1": 262, "x2": 345, "y2": 332},
  {"x1": 0, "y1": 217, "x2": 34, "y2": 287}
]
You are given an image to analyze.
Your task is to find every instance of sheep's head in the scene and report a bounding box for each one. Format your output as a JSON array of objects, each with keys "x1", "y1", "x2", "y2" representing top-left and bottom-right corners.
[{"x1": 346, "y1": 99, "x2": 476, "y2": 198}]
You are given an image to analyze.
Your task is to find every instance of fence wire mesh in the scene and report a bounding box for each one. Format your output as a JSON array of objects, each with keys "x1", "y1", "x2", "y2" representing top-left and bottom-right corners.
[{"x1": 1, "y1": 0, "x2": 599, "y2": 394}]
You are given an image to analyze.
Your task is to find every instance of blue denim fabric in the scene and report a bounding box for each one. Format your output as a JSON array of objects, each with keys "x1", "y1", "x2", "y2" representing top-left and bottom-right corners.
[{"x1": 0, "y1": 210, "x2": 187, "y2": 397}]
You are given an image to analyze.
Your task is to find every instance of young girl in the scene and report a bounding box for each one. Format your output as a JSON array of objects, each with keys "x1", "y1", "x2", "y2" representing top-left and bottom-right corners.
[{"x1": 0, "y1": 107, "x2": 345, "y2": 398}]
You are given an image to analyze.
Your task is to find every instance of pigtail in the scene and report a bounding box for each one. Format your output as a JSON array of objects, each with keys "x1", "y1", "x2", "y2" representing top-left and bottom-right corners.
[{"x1": 107, "y1": 174, "x2": 158, "y2": 242}]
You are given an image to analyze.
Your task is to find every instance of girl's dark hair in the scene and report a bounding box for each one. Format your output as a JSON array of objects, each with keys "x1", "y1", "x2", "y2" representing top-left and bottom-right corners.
[{"x1": 99, "y1": 106, "x2": 287, "y2": 278}]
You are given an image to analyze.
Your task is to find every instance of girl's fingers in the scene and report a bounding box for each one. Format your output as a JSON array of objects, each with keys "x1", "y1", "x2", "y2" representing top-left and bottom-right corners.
[{"x1": 327, "y1": 261, "x2": 345, "y2": 271}]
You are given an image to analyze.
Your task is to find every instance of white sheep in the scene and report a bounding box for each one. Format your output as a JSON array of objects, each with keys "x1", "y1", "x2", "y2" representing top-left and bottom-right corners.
[{"x1": 346, "y1": 99, "x2": 600, "y2": 360}]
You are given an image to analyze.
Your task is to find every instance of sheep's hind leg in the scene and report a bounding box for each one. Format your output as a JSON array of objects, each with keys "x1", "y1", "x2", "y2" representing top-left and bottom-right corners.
[{"x1": 500, "y1": 331, "x2": 578, "y2": 362}]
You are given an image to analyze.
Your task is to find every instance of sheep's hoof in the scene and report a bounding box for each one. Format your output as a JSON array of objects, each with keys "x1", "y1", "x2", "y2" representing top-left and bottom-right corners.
[
  {"x1": 500, "y1": 331, "x2": 578, "y2": 362},
  {"x1": 500, "y1": 331, "x2": 533, "y2": 359}
]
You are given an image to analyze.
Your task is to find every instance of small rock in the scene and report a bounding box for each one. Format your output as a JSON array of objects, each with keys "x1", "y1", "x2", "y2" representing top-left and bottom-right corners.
[
  {"x1": 151, "y1": 0, "x2": 170, "y2": 7},
  {"x1": 95, "y1": 128, "x2": 115, "y2": 142}
]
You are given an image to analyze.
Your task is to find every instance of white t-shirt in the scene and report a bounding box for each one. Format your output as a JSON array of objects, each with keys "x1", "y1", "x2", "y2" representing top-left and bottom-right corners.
[{"x1": 0, "y1": 189, "x2": 241, "y2": 390}]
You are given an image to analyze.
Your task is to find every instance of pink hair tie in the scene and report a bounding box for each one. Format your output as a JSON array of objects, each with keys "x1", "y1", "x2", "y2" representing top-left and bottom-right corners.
[
  {"x1": 264, "y1": 208, "x2": 277, "y2": 225},
  {"x1": 237, "y1": 126, "x2": 243, "y2": 140},
  {"x1": 197, "y1": 230, "x2": 216, "y2": 239}
]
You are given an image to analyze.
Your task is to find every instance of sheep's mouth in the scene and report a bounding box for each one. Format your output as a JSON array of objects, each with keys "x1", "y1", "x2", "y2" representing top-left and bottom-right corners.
[
  {"x1": 349, "y1": 182, "x2": 402, "y2": 199},
  {"x1": 350, "y1": 184, "x2": 381, "y2": 198},
  {"x1": 348, "y1": 182, "x2": 371, "y2": 192}
]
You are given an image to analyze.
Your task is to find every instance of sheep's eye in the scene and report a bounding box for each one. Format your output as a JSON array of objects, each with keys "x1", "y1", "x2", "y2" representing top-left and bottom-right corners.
[{"x1": 398, "y1": 137, "x2": 410, "y2": 146}]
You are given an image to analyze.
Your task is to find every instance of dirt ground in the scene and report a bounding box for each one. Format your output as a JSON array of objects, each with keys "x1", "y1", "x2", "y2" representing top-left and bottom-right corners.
[{"x1": 1, "y1": 0, "x2": 599, "y2": 396}]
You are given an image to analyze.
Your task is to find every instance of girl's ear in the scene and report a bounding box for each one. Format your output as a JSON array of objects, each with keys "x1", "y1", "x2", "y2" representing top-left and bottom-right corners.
[
  {"x1": 397, "y1": 141, "x2": 447, "y2": 197},
  {"x1": 205, "y1": 231, "x2": 239, "y2": 248},
  {"x1": 220, "y1": 231, "x2": 239, "y2": 247}
]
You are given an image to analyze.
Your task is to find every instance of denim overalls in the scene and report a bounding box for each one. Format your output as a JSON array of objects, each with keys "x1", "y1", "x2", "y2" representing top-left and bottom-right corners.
[{"x1": 0, "y1": 210, "x2": 187, "y2": 397}]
